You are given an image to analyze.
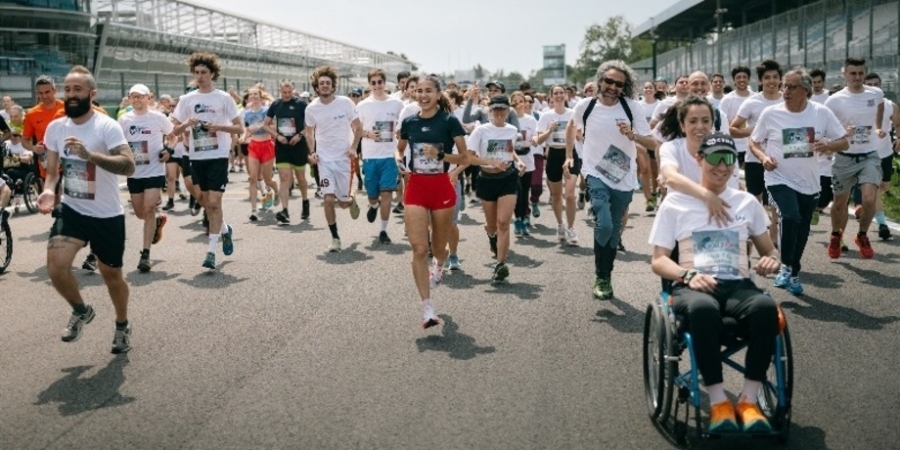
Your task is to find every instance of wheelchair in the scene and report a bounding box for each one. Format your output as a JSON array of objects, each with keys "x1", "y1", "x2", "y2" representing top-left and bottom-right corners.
[
  {"x1": 642, "y1": 288, "x2": 793, "y2": 445},
  {"x1": 0, "y1": 147, "x2": 41, "y2": 214}
]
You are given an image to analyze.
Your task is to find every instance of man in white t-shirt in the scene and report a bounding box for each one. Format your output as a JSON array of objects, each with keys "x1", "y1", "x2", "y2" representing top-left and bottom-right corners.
[
  {"x1": 389, "y1": 70, "x2": 411, "y2": 102},
  {"x1": 707, "y1": 73, "x2": 725, "y2": 110},
  {"x1": 357, "y1": 68, "x2": 404, "y2": 244},
  {"x1": 809, "y1": 69, "x2": 830, "y2": 105},
  {"x1": 120, "y1": 83, "x2": 174, "y2": 272},
  {"x1": 304, "y1": 65, "x2": 363, "y2": 253},
  {"x1": 719, "y1": 66, "x2": 754, "y2": 166},
  {"x1": 650, "y1": 75, "x2": 689, "y2": 129},
  {"x1": 688, "y1": 71, "x2": 729, "y2": 134},
  {"x1": 38, "y1": 66, "x2": 136, "y2": 354},
  {"x1": 171, "y1": 52, "x2": 243, "y2": 270},
  {"x1": 569, "y1": 60, "x2": 654, "y2": 301},
  {"x1": 863, "y1": 73, "x2": 900, "y2": 241}
]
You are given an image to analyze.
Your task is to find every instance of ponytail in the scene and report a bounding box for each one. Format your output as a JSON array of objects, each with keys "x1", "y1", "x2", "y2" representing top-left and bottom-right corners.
[
  {"x1": 658, "y1": 106, "x2": 683, "y2": 141},
  {"x1": 437, "y1": 93, "x2": 452, "y2": 113}
]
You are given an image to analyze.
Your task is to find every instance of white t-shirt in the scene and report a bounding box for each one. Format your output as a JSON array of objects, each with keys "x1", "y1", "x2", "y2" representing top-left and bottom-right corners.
[
  {"x1": 119, "y1": 110, "x2": 174, "y2": 179},
  {"x1": 876, "y1": 100, "x2": 894, "y2": 158},
  {"x1": 398, "y1": 102, "x2": 421, "y2": 123},
  {"x1": 810, "y1": 91, "x2": 830, "y2": 105},
  {"x1": 172, "y1": 89, "x2": 239, "y2": 161},
  {"x1": 824, "y1": 86, "x2": 884, "y2": 155},
  {"x1": 467, "y1": 122, "x2": 518, "y2": 167},
  {"x1": 751, "y1": 102, "x2": 846, "y2": 195},
  {"x1": 735, "y1": 93, "x2": 784, "y2": 163},
  {"x1": 536, "y1": 108, "x2": 573, "y2": 149},
  {"x1": 659, "y1": 138, "x2": 740, "y2": 190},
  {"x1": 651, "y1": 97, "x2": 678, "y2": 124},
  {"x1": 357, "y1": 96, "x2": 404, "y2": 160},
  {"x1": 640, "y1": 100, "x2": 658, "y2": 124},
  {"x1": 44, "y1": 113, "x2": 129, "y2": 218},
  {"x1": 515, "y1": 114, "x2": 538, "y2": 172},
  {"x1": 649, "y1": 189, "x2": 769, "y2": 280},
  {"x1": 572, "y1": 97, "x2": 652, "y2": 192},
  {"x1": 707, "y1": 94, "x2": 724, "y2": 110},
  {"x1": 4, "y1": 140, "x2": 28, "y2": 156},
  {"x1": 719, "y1": 91, "x2": 754, "y2": 154},
  {"x1": 305, "y1": 96, "x2": 358, "y2": 162}
]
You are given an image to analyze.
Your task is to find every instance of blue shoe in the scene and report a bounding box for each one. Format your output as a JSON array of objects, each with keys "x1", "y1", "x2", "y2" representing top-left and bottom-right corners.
[
  {"x1": 773, "y1": 265, "x2": 790, "y2": 289},
  {"x1": 447, "y1": 254, "x2": 462, "y2": 271},
  {"x1": 787, "y1": 276, "x2": 804, "y2": 296},
  {"x1": 513, "y1": 219, "x2": 524, "y2": 236},
  {"x1": 222, "y1": 224, "x2": 234, "y2": 256},
  {"x1": 531, "y1": 202, "x2": 540, "y2": 218}
]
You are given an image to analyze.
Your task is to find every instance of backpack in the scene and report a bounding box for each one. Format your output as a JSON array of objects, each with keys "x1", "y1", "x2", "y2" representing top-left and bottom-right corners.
[{"x1": 583, "y1": 96, "x2": 633, "y2": 139}]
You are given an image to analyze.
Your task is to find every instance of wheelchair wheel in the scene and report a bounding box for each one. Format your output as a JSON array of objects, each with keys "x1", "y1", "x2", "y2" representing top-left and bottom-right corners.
[
  {"x1": 758, "y1": 325, "x2": 793, "y2": 443},
  {"x1": 643, "y1": 302, "x2": 675, "y2": 422},
  {"x1": 23, "y1": 173, "x2": 41, "y2": 214},
  {"x1": 0, "y1": 218, "x2": 11, "y2": 274}
]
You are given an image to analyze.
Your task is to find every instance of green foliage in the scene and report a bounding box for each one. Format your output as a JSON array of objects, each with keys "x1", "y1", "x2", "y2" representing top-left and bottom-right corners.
[{"x1": 574, "y1": 16, "x2": 634, "y2": 84}]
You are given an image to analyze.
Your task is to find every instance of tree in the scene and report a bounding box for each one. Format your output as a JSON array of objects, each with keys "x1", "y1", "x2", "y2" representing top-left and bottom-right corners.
[{"x1": 574, "y1": 16, "x2": 636, "y2": 84}]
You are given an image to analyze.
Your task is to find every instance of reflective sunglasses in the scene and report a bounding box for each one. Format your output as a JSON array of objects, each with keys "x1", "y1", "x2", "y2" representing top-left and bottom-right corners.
[
  {"x1": 602, "y1": 77, "x2": 625, "y2": 88},
  {"x1": 704, "y1": 151, "x2": 736, "y2": 166}
]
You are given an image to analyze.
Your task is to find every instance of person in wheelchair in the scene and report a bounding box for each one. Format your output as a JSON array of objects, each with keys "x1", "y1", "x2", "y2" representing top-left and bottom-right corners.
[
  {"x1": 2, "y1": 132, "x2": 36, "y2": 189},
  {"x1": 649, "y1": 132, "x2": 782, "y2": 433}
]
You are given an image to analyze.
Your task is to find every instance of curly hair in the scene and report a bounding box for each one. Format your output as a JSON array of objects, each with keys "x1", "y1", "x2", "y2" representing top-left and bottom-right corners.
[
  {"x1": 188, "y1": 52, "x2": 221, "y2": 81},
  {"x1": 310, "y1": 65, "x2": 338, "y2": 93},
  {"x1": 596, "y1": 60, "x2": 638, "y2": 99}
]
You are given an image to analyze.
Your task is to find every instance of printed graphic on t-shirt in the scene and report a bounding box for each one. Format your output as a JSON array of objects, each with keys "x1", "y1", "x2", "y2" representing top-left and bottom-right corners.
[
  {"x1": 129, "y1": 141, "x2": 150, "y2": 165},
  {"x1": 486, "y1": 139, "x2": 514, "y2": 162},
  {"x1": 596, "y1": 145, "x2": 631, "y2": 184},
  {"x1": 851, "y1": 126, "x2": 872, "y2": 145},
  {"x1": 192, "y1": 126, "x2": 218, "y2": 152},
  {"x1": 277, "y1": 118, "x2": 297, "y2": 137},
  {"x1": 692, "y1": 230, "x2": 740, "y2": 277},
  {"x1": 782, "y1": 127, "x2": 814, "y2": 158},
  {"x1": 374, "y1": 121, "x2": 395, "y2": 142},
  {"x1": 411, "y1": 142, "x2": 444, "y2": 174},
  {"x1": 552, "y1": 121, "x2": 567, "y2": 144},
  {"x1": 62, "y1": 157, "x2": 96, "y2": 200}
]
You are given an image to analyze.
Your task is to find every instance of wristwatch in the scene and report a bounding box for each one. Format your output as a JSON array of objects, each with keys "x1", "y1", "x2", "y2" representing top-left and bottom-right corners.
[
  {"x1": 683, "y1": 269, "x2": 700, "y2": 285},
  {"x1": 436, "y1": 150, "x2": 446, "y2": 161}
]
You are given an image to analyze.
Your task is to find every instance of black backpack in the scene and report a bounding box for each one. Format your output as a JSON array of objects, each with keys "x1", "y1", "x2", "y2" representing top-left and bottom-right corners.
[{"x1": 582, "y1": 96, "x2": 633, "y2": 139}]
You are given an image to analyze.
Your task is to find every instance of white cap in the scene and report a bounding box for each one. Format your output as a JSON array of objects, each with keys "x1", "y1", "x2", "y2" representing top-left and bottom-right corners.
[
  {"x1": 129, "y1": 84, "x2": 150, "y2": 96},
  {"x1": 299, "y1": 91, "x2": 310, "y2": 98}
]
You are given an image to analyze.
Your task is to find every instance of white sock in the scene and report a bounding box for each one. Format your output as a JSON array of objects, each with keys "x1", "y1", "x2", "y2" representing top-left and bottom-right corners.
[
  {"x1": 381, "y1": 220, "x2": 389, "y2": 232},
  {"x1": 706, "y1": 383, "x2": 728, "y2": 405},
  {"x1": 222, "y1": 219, "x2": 228, "y2": 232},
  {"x1": 740, "y1": 380, "x2": 762, "y2": 404},
  {"x1": 208, "y1": 234, "x2": 220, "y2": 253}
]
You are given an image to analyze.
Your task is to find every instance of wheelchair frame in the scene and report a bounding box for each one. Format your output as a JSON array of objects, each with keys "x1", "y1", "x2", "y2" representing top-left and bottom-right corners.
[{"x1": 643, "y1": 290, "x2": 793, "y2": 445}]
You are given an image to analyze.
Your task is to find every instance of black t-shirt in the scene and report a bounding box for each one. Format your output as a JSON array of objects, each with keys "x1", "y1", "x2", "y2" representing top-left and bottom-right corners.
[
  {"x1": 266, "y1": 98, "x2": 306, "y2": 141},
  {"x1": 0, "y1": 115, "x2": 9, "y2": 134},
  {"x1": 400, "y1": 110, "x2": 465, "y2": 174}
]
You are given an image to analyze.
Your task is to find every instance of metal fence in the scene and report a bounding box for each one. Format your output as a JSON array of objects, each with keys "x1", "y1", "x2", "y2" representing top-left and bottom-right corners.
[{"x1": 633, "y1": 0, "x2": 900, "y2": 99}]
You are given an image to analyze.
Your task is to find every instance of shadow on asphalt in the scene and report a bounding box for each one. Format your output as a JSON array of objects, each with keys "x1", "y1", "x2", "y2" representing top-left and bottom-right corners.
[
  {"x1": 781, "y1": 294, "x2": 900, "y2": 330},
  {"x1": 17, "y1": 230, "x2": 50, "y2": 243},
  {"x1": 593, "y1": 297, "x2": 644, "y2": 333},
  {"x1": 273, "y1": 220, "x2": 323, "y2": 234},
  {"x1": 125, "y1": 269, "x2": 180, "y2": 287},
  {"x1": 514, "y1": 235, "x2": 558, "y2": 249},
  {"x1": 34, "y1": 355, "x2": 135, "y2": 416},
  {"x1": 835, "y1": 260, "x2": 900, "y2": 288},
  {"x1": 364, "y1": 238, "x2": 409, "y2": 255},
  {"x1": 485, "y1": 281, "x2": 545, "y2": 301},
  {"x1": 177, "y1": 261, "x2": 248, "y2": 288},
  {"x1": 801, "y1": 272, "x2": 844, "y2": 289},
  {"x1": 456, "y1": 214, "x2": 480, "y2": 227},
  {"x1": 505, "y1": 250, "x2": 544, "y2": 269},
  {"x1": 315, "y1": 243, "x2": 374, "y2": 265},
  {"x1": 415, "y1": 314, "x2": 496, "y2": 360}
]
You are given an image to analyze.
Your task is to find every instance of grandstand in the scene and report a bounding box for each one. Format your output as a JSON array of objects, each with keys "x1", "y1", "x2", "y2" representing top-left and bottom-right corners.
[
  {"x1": 0, "y1": 0, "x2": 412, "y2": 105},
  {"x1": 633, "y1": 0, "x2": 899, "y2": 97}
]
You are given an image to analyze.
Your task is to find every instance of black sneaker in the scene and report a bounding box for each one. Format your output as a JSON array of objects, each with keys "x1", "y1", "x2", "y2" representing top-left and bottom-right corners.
[
  {"x1": 488, "y1": 234, "x2": 498, "y2": 259},
  {"x1": 392, "y1": 203, "x2": 404, "y2": 214},
  {"x1": 367, "y1": 205, "x2": 378, "y2": 223},
  {"x1": 379, "y1": 230, "x2": 392, "y2": 244},
  {"x1": 82, "y1": 254, "x2": 98, "y2": 272},
  {"x1": 162, "y1": 198, "x2": 175, "y2": 211},
  {"x1": 301, "y1": 200, "x2": 310, "y2": 220},
  {"x1": 202, "y1": 252, "x2": 216, "y2": 269},
  {"x1": 617, "y1": 241, "x2": 626, "y2": 252},
  {"x1": 878, "y1": 224, "x2": 892, "y2": 241},
  {"x1": 137, "y1": 251, "x2": 151, "y2": 273},
  {"x1": 111, "y1": 323, "x2": 132, "y2": 354},
  {"x1": 492, "y1": 262, "x2": 509, "y2": 283},
  {"x1": 276, "y1": 209, "x2": 290, "y2": 224},
  {"x1": 62, "y1": 305, "x2": 95, "y2": 342}
]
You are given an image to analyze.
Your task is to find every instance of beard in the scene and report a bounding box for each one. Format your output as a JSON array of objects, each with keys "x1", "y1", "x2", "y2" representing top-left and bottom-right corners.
[{"x1": 64, "y1": 95, "x2": 92, "y2": 118}]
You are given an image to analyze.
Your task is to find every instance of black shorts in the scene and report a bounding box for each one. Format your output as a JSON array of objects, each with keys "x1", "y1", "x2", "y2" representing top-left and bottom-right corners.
[
  {"x1": 882, "y1": 155, "x2": 895, "y2": 183},
  {"x1": 744, "y1": 161, "x2": 768, "y2": 204},
  {"x1": 50, "y1": 203, "x2": 126, "y2": 268},
  {"x1": 647, "y1": 149, "x2": 656, "y2": 160},
  {"x1": 818, "y1": 176, "x2": 834, "y2": 208},
  {"x1": 190, "y1": 158, "x2": 229, "y2": 192},
  {"x1": 126, "y1": 175, "x2": 166, "y2": 194},
  {"x1": 181, "y1": 155, "x2": 193, "y2": 178},
  {"x1": 546, "y1": 148, "x2": 581, "y2": 183},
  {"x1": 239, "y1": 143, "x2": 249, "y2": 157},
  {"x1": 476, "y1": 171, "x2": 519, "y2": 202},
  {"x1": 275, "y1": 141, "x2": 309, "y2": 168}
]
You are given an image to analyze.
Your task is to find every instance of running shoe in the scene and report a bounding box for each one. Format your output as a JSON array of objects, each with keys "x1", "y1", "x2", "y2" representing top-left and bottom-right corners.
[
  {"x1": 514, "y1": 219, "x2": 524, "y2": 237},
  {"x1": 366, "y1": 205, "x2": 378, "y2": 223},
  {"x1": 152, "y1": 214, "x2": 167, "y2": 245},
  {"x1": 492, "y1": 262, "x2": 509, "y2": 284},
  {"x1": 429, "y1": 259, "x2": 443, "y2": 290},
  {"x1": 878, "y1": 224, "x2": 892, "y2": 241},
  {"x1": 61, "y1": 305, "x2": 95, "y2": 342},
  {"x1": 645, "y1": 199, "x2": 655, "y2": 212},
  {"x1": 577, "y1": 192, "x2": 586, "y2": 210},
  {"x1": 262, "y1": 191, "x2": 274, "y2": 210},
  {"x1": 709, "y1": 400, "x2": 739, "y2": 433},
  {"x1": 162, "y1": 198, "x2": 175, "y2": 211},
  {"x1": 378, "y1": 231, "x2": 392, "y2": 244},
  {"x1": 329, "y1": 238, "x2": 342, "y2": 253},
  {"x1": 82, "y1": 253, "x2": 98, "y2": 272},
  {"x1": 275, "y1": 209, "x2": 290, "y2": 224},
  {"x1": 531, "y1": 202, "x2": 541, "y2": 218},
  {"x1": 349, "y1": 198, "x2": 360, "y2": 220},
  {"x1": 222, "y1": 225, "x2": 234, "y2": 256},
  {"x1": 301, "y1": 199, "x2": 310, "y2": 220},
  {"x1": 827, "y1": 231, "x2": 842, "y2": 259},
  {"x1": 447, "y1": 254, "x2": 462, "y2": 271},
  {"x1": 422, "y1": 302, "x2": 440, "y2": 329},
  {"x1": 191, "y1": 203, "x2": 202, "y2": 216},
  {"x1": 773, "y1": 265, "x2": 791, "y2": 289},
  {"x1": 565, "y1": 228, "x2": 579, "y2": 246},
  {"x1": 855, "y1": 232, "x2": 874, "y2": 259},
  {"x1": 392, "y1": 203, "x2": 404, "y2": 214},
  {"x1": 522, "y1": 218, "x2": 531, "y2": 235},
  {"x1": 841, "y1": 240, "x2": 849, "y2": 252},
  {"x1": 111, "y1": 323, "x2": 132, "y2": 354},
  {"x1": 736, "y1": 397, "x2": 772, "y2": 433},
  {"x1": 811, "y1": 209, "x2": 820, "y2": 226},
  {"x1": 137, "y1": 250, "x2": 151, "y2": 273},
  {"x1": 202, "y1": 252, "x2": 216, "y2": 269},
  {"x1": 557, "y1": 223, "x2": 566, "y2": 241},
  {"x1": 617, "y1": 240, "x2": 626, "y2": 252},
  {"x1": 592, "y1": 277, "x2": 613, "y2": 300},
  {"x1": 488, "y1": 234, "x2": 498, "y2": 259},
  {"x1": 249, "y1": 210, "x2": 259, "y2": 222},
  {"x1": 787, "y1": 276, "x2": 804, "y2": 296}
]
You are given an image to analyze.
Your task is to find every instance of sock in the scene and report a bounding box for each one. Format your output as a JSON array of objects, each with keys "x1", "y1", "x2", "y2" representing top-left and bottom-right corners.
[
  {"x1": 328, "y1": 223, "x2": 339, "y2": 239},
  {"x1": 875, "y1": 211, "x2": 886, "y2": 226},
  {"x1": 283, "y1": 208, "x2": 289, "y2": 215},
  {"x1": 706, "y1": 383, "x2": 728, "y2": 405},
  {"x1": 381, "y1": 219, "x2": 389, "y2": 232},
  {"x1": 115, "y1": 320, "x2": 129, "y2": 330},
  {"x1": 222, "y1": 220, "x2": 228, "y2": 233},
  {"x1": 369, "y1": 204, "x2": 378, "y2": 210},
  {"x1": 142, "y1": 248, "x2": 150, "y2": 257},
  {"x1": 208, "y1": 234, "x2": 220, "y2": 253},
  {"x1": 73, "y1": 304, "x2": 88, "y2": 315},
  {"x1": 740, "y1": 380, "x2": 762, "y2": 404}
]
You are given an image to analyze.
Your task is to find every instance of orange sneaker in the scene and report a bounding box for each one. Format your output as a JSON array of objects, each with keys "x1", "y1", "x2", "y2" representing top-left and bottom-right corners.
[
  {"x1": 736, "y1": 398, "x2": 772, "y2": 433},
  {"x1": 827, "y1": 231, "x2": 842, "y2": 259},
  {"x1": 854, "y1": 205, "x2": 862, "y2": 220},
  {"x1": 855, "y1": 233, "x2": 874, "y2": 259},
  {"x1": 709, "y1": 400, "x2": 739, "y2": 433}
]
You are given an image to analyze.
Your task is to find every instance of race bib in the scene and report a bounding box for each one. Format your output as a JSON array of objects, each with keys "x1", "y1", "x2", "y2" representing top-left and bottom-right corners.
[
  {"x1": 485, "y1": 139, "x2": 514, "y2": 162},
  {"x1": 411, "y1": 142, "x2": 444, "y2": 174},
  {"x1": 551, "y1": 120, "x2": 567, "y2": 145},
  {"x1": 851, "y1": 126, "x2": 872, "y2": 145},
  {"x1": 277, "y1": 118, "x2": 297, "y2": 137},
  {"x1": 129, "y1": 141, "x2": 150, "y2": 165},
  {"x1": 691, "y1": 230, "x2": 741, "y2": 278},
  {"x1": 595, "y1": 145, "x2": 631, "y2": 184},
  {"x1": 192, "y1": 126, "x2": 218, "y2": 152},
  {"x1": 373, "y1": 121, "x2": 395, "y2": 143},
  {"x1": 781, "y1": 127, "x2": 814, "y2": 159},
  {"x1": 62, "y1": 156, "x2": 96, "y2": 200}
]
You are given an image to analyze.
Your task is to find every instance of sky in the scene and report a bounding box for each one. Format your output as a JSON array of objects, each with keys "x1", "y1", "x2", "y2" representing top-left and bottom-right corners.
[{"x1": 207, "y1": 0, "x2": 674, "y2": 76}]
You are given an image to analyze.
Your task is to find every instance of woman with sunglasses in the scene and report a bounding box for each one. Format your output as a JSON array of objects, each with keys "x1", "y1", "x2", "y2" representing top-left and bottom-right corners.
[
  {"x1": 749, "y1": 68, "x2": 848, "y2": 296},
  {"x1": 533, "y1": 84, "x2": 577, "y2": 244}
]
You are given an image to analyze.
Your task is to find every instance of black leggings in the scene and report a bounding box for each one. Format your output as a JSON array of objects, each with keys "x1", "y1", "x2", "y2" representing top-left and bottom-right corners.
[
  {"x1": 515, "y1": 171, "x2": 533, "y2": 219},
  {"x1": 672, "y1": 279, "x2": 778, "y2": 386},
  {"x1": 768, "y1": 184, "x2": 817, "y2": 277}
]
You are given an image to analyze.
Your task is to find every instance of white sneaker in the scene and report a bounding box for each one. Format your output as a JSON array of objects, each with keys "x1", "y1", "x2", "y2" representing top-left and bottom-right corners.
[
  {"x1": 329, "y1": 238, "x2": 341, "y2": 253},
  {"x1": 422, "y1": 301, "x2": 440, "y2": 329},
  {"x1": 565, "y1": 228, "x2": 579, "y2": 246},
  {"x1": 429, "y1": 258, "x2": 443, "y2": 290},
  {"x1": 557, "y1": 223, "x2": 566, "y2": 241}
]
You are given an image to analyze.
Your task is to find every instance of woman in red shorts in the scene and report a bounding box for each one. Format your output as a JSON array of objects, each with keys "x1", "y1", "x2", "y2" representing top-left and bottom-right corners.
[
  {"x1": 396, "y1": 75, "x2": 502, "y2": 329},
  {"x1": 242, "y1": 87, "x2": 278, "y2": 221}
]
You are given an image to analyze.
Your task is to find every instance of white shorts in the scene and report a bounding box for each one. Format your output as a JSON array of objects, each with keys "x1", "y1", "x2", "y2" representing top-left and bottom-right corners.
[{"x1": 318, "y1": 158, "x2": 352, "y2": 203}]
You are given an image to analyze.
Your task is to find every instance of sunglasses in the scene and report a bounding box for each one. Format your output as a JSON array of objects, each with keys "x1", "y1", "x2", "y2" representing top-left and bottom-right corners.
[
  {"x1": 349, "y1": 94, "x2": 361, "y2": 98},
  {"x1": 602, "y1": 78, "x2": 625, "y2": 88},
  {"x1": 703, "y1": 151, "x2": 736, "y2": 166}
]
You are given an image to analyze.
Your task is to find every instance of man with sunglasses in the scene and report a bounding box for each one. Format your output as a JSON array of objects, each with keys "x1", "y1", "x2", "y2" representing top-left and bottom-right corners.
[
  {"x1": 357, "y1": 69, "x2": 404, "y2": 244},
  {"x1": 569, "y1": 60, "x2": 655, "y2": 300}
]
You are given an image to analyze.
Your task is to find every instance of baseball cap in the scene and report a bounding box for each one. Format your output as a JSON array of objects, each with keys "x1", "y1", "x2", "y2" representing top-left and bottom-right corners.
[
  {"x1": 349, "y1": 87, "x2": 363, "y2": 97},
  {"x1": 129, "y1": 84, "x2": 150, "y2": 96},
  {"x1": 485, "y1": 80, "x2": 506, "y2": 93},
  {"x1": 299, "y1": 91, "x2": 310, "y2": 98},
  {"x1": 489, "y1": 95, "x2": 510, "y2": 109},
  {"x1": 698, "y1": 132, "x2": 738, "y2": 156}
]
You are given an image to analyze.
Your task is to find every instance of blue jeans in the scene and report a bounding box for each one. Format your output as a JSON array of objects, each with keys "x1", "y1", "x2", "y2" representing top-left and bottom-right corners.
[{"x1": 588, "y1": 175, "x2": 633, "y2": 278}]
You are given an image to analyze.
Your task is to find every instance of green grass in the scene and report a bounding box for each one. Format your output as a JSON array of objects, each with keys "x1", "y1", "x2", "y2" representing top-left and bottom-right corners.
[{"x1": 885, "y1": 156, "x2": 900, "y2": 221}]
